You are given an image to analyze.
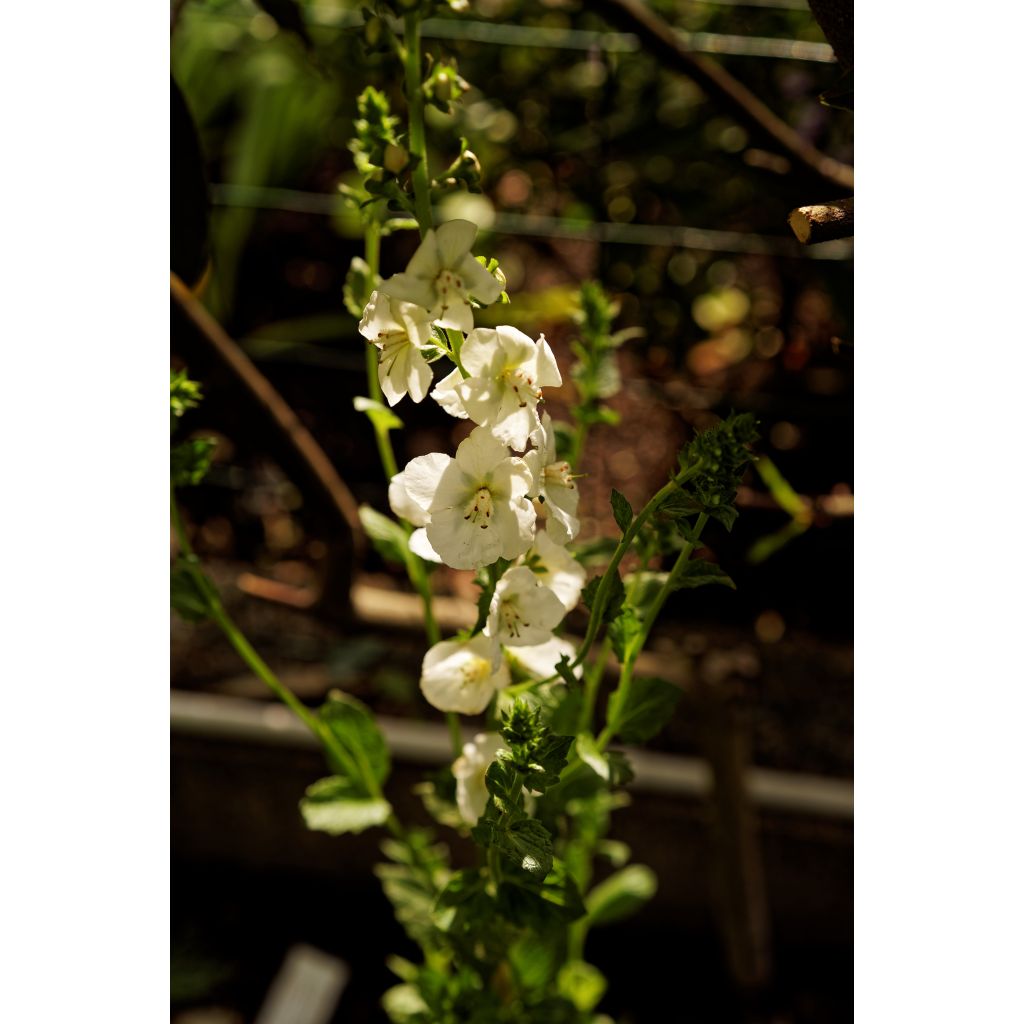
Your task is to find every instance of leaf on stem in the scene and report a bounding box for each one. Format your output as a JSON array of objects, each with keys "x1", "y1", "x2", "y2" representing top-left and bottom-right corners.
[
  {"x1": 610, "y1": 489, "x2": 633, "y2": 533},
  {"x1": 170, "y1": 563, "x2": 210, "y2": 622},
  {"x1": 606, "y1": 676, "x2": 681, "y2": 744},
  {"x1": 473, "y1": 816, "x2": 554, "y2": 877},
  {"x1": 319, "y1": 690, "x2": 391, "y2": 786},
  {"x1": 608, "y1": 606, "x2": 642, "y2": 662},
  {"x1": 575, "y1": 733, "x2": 609, "y2": 781},
  {"x1": 353, "y1": 395, "x2": 403, "y2": 433},
  {"x1": 670, "y1": 559, "x2": 736, "y2": 591},
  {"x1": 585, "y1": 864, "x2": 657, "y2": 926},
  {"x1": 358, "y1": 505, "x2": 410, "y2": 567},
  {"x1": 299, "y1": 776, "x2": 392, "y2": 835},
  {"x1": 581, "y1": 571, "x2": 626, "y2": 625}
]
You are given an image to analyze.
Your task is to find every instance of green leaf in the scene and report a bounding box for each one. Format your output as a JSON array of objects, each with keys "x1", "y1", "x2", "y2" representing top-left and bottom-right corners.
[
  {"x1": 605, "y1": 750, "x2": 635, "y2": 787},
  {"x1": 358, "y1": 505, "x2": 410, "y2": 566},
  {"x1": 610, "y1": 489, "x2": 633, "y2": 533},
  {"x1": 343, "y1": 256, "x2": 375, "y2": 318},
  {"x1": 608, "y1": 606, "x2": 642, "y2": 662},
  {"x1": 553, "y1": 654, "x2": 578, "y2": 689},
  {"x1": 705, "y1": 502, "x2": 739, "y2": 532},
  {"x1": 353, "y1": 395, "x2": 403, "y2": 433},
  {"x1": 474, "y1": 817, "x2": 554, "y2": 876},
  {"x1": 585, "y1": 864, "x2": 658, "y2": 926},
  {"x1": 497, "y1": 863, "x2": 586, "y2": 928},
  {"x1": 581, "y1": 571, "x2": 625, "y2": 625},
  {"x1": 671, "y1": 559, "x2": 736, "y2": 591},
  {"x1": 170, "y1": 369, "x2": 203, "y2": 423},
  {"x1": 319, "y1": 691, "x2": 390, "y2": 787},
  {"x1": 299, "y1": 776, "x2": 392, "y2": 835},
  {"x1": 522, "y1": 734, "x2": 573, "y2": 793},
  {"x1": 509, "y1": 930, "x2": 562, "y2": 992},
  {"x1": 607, "y1": 677, "x2": 680, "y2": 744},
  {"x1": 557, "y1": 961, "x2": 607, "y2": 1013},
  {"x1": 171, "y1": 437, "x2": 217, "y2": 487},
  {"x1": 575, "y1": 733, "x2": 609, "y2": 781},
  {"x1": 170, "y1": 564, "x2": 209, "y2": 622}
]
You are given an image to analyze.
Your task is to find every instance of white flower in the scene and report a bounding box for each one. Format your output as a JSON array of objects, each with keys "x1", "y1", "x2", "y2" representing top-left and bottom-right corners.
[
  {"x1": 453, "y1": 327, "x2": 562, "y2": 450},
  {"x1": 358, "y1": 290, "x2": 435, "y2": 406},
  {"x1": 506, "y1": 636, "x2": 582, "y2": 682},
  {"x1": 381, "y1": 220, "x2": 502, "y2": 333},
  {"x1": 452, "y1": 731, "x2": 505, "y2": 824},
  {"x1": 523, "y1": 413, "x2": 580, "y2": 544},
  {"x1": 521, "y1": 529, "x2": 586, "y2": 612},
  {"x1": 431, "y1": 366, "x2": 469, "y2": 419},
  {"x1": 485, "y1": 565, "x2": 566, "y2": 647},
  {"x1": 388, "y1": 455, "x2": 448, "y2": 562},
  {"x1": 400, "y1": 426, "x2": 536, "y2": 571},
  {"x1": 420, "y1": 634, "x2": 510, "y2": 714}
]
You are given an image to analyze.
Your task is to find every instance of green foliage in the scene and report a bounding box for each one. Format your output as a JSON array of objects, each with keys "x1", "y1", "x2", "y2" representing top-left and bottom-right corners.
[
  {"x1": 671, "y1": 559, "x2": 736, "y2": 591},
  {"x1": 606, "y1": 677, "x2": 681, "y2": 744},
  {"x1": 607, "y1": 606, "x2": 642, "y2": 662},
  {"x1": 302, "y1": 692, "x2": 393, "y2": 836},
  {"x1": 170, "y1": 368, "x2": 202, "y2": 428},
  {"x1": 679, "y1": 411, "x2": 760, "y2": 512},
  {"x1": 581, "y1": 572, "x2": 625, "y2": 625},
  {"x1": 610, "y1": 489, "x2": 633, "y2": 534},
  {"x1": 170, "y1": 561, "x2": 210, "y2": 622},
  {"x1": 557, "y1": 960, "x2": 607, "y2": 1013},
  {"x1": 343, "y1": 255, "x2": 375, "y2": 318},
  {"x1": 300, "y1": 777, "x2": 391, "y2": 834},
  {"x1": 360, "y1": 505, "x2": 411, "y2": 566},
  {"x1": 585, "y1": 864, "x2": 657, "y2": 926},
  {"x1": 171, "y1": 437, "x2": 217, "y2": 487},
  {"x1": 474, "y1": 816, "x2": 554, "y2": 877},
  {"x1": 377, "y1": 830, "x2": 452, "y2": 951},
  {"x1": 354, "y1": 395, "x2": 404, "y2": 433},
  {"x1": 319, "y1": 691, "x2": 391, "y2": 785}
]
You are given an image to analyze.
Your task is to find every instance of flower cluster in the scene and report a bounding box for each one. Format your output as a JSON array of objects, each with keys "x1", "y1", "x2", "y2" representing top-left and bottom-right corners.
[{"x1": 361, "y1": 219, "x2": 584, "y2": 822}]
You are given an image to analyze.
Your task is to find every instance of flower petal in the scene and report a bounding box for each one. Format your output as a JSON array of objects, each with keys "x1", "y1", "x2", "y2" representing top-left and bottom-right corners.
[
  {"x1": 409, "y1": 527, "x2": 442, "y2": 563},
  {"x1": 435, "y1": 220, "x2": 478, "y2": 268},
  {"x1": 454, "y1": 426, "x2": 510, "y2": 482},
  {"x1": 432, "y1": 367, "x2": 469, "y2": 419},
  {"x1": 458, "y1": 253, "x2": 502, "y2": 304},
  {"x1": 401, "y1": 452, "x2": 452, "y2": 515},
  {"x1": 381, "y1": 272, "x2": 435, "y2": 311}
]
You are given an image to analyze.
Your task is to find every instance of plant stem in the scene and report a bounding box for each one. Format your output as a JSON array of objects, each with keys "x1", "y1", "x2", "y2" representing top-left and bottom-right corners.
[
  {"x1": 171, "y1": 492, "x2": 377, "y2": 795},
  {"x1": 572, "y1": 462, "x2": 701, "y2": 669},
  {"x1": 595, "y1": 512, "x2": 709, "y2": 750},
  {"x1": 577, "y1": 636, "x2": 612, "y2": 734},
  {"x1": 403, "y1": 12, "x2": 433, "y2": 236}
]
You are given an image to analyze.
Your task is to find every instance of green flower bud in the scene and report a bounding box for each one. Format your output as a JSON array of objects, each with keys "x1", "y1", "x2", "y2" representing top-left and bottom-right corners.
[{"x1": 383, "y1": 143, "x2": 410, "y2": 175}]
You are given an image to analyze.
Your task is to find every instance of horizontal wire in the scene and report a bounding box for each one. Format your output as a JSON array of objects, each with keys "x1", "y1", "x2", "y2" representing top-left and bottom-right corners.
[
  {"x1": 185, "y1": 4, "x2": 833, "y2": 63},
  {"x1": 209, "y1": 182, "x2": 853, "y2": 261}
]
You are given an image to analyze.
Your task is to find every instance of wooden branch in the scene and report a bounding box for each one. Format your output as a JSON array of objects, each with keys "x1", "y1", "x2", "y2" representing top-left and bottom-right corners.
[
  {"x1": 170, "y1": 272, "x2": 365, "y2": 557},
  {"x1": 590, "y1": 0, "x2": 854, "y2": 193},
  {"x1": 787, "y1": 197, "x2": 854, "y2": 243}
]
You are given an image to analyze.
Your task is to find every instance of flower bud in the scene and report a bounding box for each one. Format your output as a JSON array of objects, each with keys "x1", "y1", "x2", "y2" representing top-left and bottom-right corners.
[
  {"x1": 363, "y1": 15, "x2": 383, "y2": 48},
  {"x1": 383, "y1": 143, "x2": 410, "y2": 175},
  {"x1": 433, "y1": 71, "x2": 453, "y2": 104}
]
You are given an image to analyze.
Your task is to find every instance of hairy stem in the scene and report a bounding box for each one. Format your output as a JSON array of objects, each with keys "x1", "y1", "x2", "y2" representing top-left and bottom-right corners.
[{"x1": 403, "y1": 13, "x2": 433, "y2": 236}]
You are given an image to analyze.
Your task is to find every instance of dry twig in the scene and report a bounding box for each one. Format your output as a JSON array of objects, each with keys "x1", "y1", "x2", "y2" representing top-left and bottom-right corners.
[
  {"x1": 787, "y1": 197, "x2": 854, "y2": 243},
  {"x1": 591, "y1": 0, "x2": 854, "y2": 192}
]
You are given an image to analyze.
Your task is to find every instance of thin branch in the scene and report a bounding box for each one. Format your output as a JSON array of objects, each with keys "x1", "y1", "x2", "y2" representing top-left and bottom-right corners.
[
  {"x1": 590, "y1": 0, "x2": 854, "y2": 192},
  {"x1": 170, "y1": 272, "x2": 365, "y2": 557},
  {"x1": 787, "y1": 197, "x2": 853, "y2": 243}
]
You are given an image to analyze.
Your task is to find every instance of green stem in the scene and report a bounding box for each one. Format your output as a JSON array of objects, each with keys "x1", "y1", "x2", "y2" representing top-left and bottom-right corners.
[
  {"x1": 577, "y1": 636, "x2": 612, "y2": 734},
  {"x1": 172, "y1": 492, "x2": 381, "y2": 797},
  {"x1": 595, "y1": 512, "x2": 709, "y2": 750},
  {"x1": 572, "y1": 462, "x2": 701, "y2": 669},
  {"x1": 403, "y1": 12, "x2": 432, "y2": 236}
]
